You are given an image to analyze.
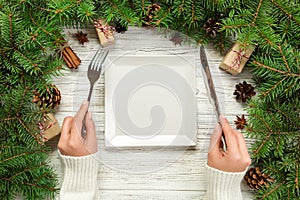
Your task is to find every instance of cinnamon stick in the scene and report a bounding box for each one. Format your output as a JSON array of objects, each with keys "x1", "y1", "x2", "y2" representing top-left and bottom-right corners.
[
  {"x1": 65, "y1": 47, "x2": 81, "y2": 66},
  {"x1": 61, "y1": 46, "x2": 81, "y2": 69}
]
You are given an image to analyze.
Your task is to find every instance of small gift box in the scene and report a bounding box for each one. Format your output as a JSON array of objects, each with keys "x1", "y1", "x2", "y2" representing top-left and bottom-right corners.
[
  {"x1": 38, "y1": 113, "x2": 61, "y2": 142},
  {"x1": 93, "y1": 19, "x2": 115, "y2": 47},
  {"x1": 219, "y1": 43, "x2": 254, "y2": 75}
]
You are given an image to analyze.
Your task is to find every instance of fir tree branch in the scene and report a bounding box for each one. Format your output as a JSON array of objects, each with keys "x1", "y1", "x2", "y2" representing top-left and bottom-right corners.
[
  {"x1": 9, "y1": 13, "x2": 13, "y2": 48},
  {"x1": 22, "y1": 181, "x2": 56, "y2": 191},
  {"x1": 253, "y1": 131, "x2": 272, "y2": 156},
  {"x1": 50, "y1": 0, "x2": 82, "y2": 16},
  {"x1": 16, "y1": 85, "x2": 29, "y2": 113},
  {"x1": 179, "y1": 0, "x2": 186, "y2": 13},
  {"x1": 156, "y1": 6, "x2": 172, "y2": 26},
  {"x1": 251, "y1": 113, "x2": 273, "y2": 132},
  {"x1": 106, "y1": 0, "x2": 133, "y2": 23},
  {"x1": 296, "y1": 157, "x2": 299, "y2": 193},
  {"x1": 191, "y1": 0, "x2": 196, "y2": 22},
  {"x1": 275, "y1": 106, "x2": 299, "y2": 127},
  {"x1": 269, "y1": 0, "x2": 300, "y2": 26},
  {"x1": 13, "y1": 49, "x2": 40, "y2": 72},
  {"x1": 18, "y1": 117, "x2": 42, "y2": 145},
  {"x1": 5, "y1": 162, "x2": 47, "y2": 181},
  {"x1": 283, "y1": 81, "x2": 298, "y2": 95},
  {"x1": 261, "y1": 76, "x2": 287, "y2": 97},
  {"x1": 17, "y1": 26, "x2": 47, "y2": 52},
  {"x1": 260, "y1": 181, "x2": 285, "y2": 199},
  {"x1": 142, "y1": 0, "x2": 145, "y2": 12},
  {"x1": 0, "y1": 117, "x2": 17, "y2": 122},
  {"x1": 255, "y1": 26, "x2": 274, "y2": 46},
  {"x1": 250, "y1": 113, "x2": 273, "y2": 156},
  {"x1": 222, "y1": 23, "x2": 249, "y2": 29},
  {"x1": 270, "y1": 131, "x2": 299, "y2": 135},
  {"x1": 43, "y1": 63, "x2": 63, "y2": 76},
  {"x1": 253, "y1": 60, "x2": 300, "y2": 77},
  {"x1": 0, "y1": 150, "x2": 43, "y2": 164},
  {"x1": 29, "y1": 13, "x2": 53, "y2": 37},
  {"x1": 296, "y1": 50, "x2": 299, "y2": 69},
  {"x1": 0, "y1": 49, "x2": 21, "y2": 75},
  {"x1": 252, "y1": 0, "x2": 263, "y2": 26},
  {"x1": 277, "y1": 45, "x2": 291, "y2": 72}
]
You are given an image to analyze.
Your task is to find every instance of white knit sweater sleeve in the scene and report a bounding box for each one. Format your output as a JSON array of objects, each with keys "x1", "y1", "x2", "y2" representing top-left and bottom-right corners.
[
  {"x1": 58, "y1": 151, "x2": 99, "y2": 200},
  {"x1": 58, "y1": 151, "x2": 246, "y2": 200},
  {"x1": 204, "y1": 163, "x2": 247, "y2": 200}
]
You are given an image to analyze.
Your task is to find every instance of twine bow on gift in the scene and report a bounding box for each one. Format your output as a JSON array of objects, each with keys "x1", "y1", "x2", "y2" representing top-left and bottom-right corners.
[
  {"x1": 38, "y1": 120, "x2": 53, "y2": 142},
  {"x1": 93, "y1": 19, "x2": 115, "y2": 39},
  {"x1": 230, "y1": 49, "x2": 250, "y2": 70}
]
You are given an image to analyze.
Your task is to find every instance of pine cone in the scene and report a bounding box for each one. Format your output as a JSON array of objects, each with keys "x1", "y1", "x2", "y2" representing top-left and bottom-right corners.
[
  {"x1": 203, "y1": 18, "x2": 221, "y2": 38},
  {"x1": 244, "y1": 167, "x2": 274, "y2": 189},
  {"x1": 143, "y1": 4, "x2": 161, "y2": 26},
  {"x1": 33, "y1": 84, "x2": 61, "y2": 109},
  {"x1": 233, "y1": 81, "x2": 256, "y2": 102},
  {"x1": 112, "y1": 20, "x2": 128, "y2": 33}
]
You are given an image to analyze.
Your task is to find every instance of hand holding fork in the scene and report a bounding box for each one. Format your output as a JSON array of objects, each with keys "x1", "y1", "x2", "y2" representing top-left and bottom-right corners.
[{"x1": 81, "y1": 48, "x2": 109, "y2": 138}]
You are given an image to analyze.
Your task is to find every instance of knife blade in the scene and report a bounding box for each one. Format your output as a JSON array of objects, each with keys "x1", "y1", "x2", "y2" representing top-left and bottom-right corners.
[
  {"x1": 200, "y1": 45, "x2": 227, "y2": 150},
  {"x1": 200, "y1": 46, "x2": 221, "y2": 120}
]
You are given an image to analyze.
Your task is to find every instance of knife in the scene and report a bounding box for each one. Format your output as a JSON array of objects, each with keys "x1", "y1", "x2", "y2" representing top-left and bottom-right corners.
[{"x1": 200, "y1": 45, "x2": 227, "y2": 150}]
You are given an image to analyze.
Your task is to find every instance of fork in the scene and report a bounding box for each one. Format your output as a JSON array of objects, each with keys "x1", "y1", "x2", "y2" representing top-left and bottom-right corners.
[{"x1": 81, "y1": 48, "x2": 109, "y2": 138}]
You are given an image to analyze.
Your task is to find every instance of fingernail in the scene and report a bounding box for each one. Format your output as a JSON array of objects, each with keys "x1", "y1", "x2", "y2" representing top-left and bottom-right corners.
[
  {"x1": 83, "y1": 100, "x2": 89, "y2": 105},
  {"x1": 87, "y1": 112, "x2": 92, "y2": 119},
  {"x1": 219, "y1": 115, "x2": 227, "y2": 124},
  {"x1": 219, "y1": 115, "x2": 224, "y2": 122},
  {"x1": 215, "y1": 123, "x2": 221, "y2": 131}
]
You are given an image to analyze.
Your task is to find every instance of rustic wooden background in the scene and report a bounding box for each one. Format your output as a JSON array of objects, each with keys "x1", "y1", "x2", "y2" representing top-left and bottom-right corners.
[{"x1": 48, "y1": 27, "x2": 255, "y2": 199}]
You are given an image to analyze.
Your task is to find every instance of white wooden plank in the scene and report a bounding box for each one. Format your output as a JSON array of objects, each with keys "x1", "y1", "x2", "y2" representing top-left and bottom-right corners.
[
  {"x1": 49, "y1": 26, "x2": 255, "y2": 199},
  {"x1": 97, "y1": 190, "x2": 255, "y2": 200}
]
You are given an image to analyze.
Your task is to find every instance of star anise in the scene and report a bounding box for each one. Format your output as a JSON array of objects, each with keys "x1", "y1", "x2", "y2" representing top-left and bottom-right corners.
[
  {"x1": 170, "y1": 32, "x2": 183, "y2": 46},
  {"x1": 75, "y1": 31, "x2": 89, "y2": 45},
  {"x1": 234, "y1": 114, "x2": 247, "y2": 130},
  {"x1": 233, "y1": 81, "x2": 256, "y2": 102}
]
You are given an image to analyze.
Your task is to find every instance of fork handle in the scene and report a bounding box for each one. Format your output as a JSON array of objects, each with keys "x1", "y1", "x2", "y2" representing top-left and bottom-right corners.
[
  {"x1": 81, "y1": 84, "x2": 94, "y2": 138},
  {"x1": 87, "y1": 83, "x2": 94, "y2": 102}
]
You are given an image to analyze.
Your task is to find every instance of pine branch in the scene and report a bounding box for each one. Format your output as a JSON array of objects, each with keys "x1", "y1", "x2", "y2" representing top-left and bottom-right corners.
[
  {"x1": 252, "y1": 0, "x2": 263, "y2": 25},
  {"x1": 8, "y1": 13, "x2": 13, "y2": 47},
  {"x1": 0, "y1": 145, "x2": 58, "y2": 199},
  {"x1": 269, "y1": 0, "x2": 300, "y2": 26},
  {"x1": 277, "y1": 45, "x2": 291, "y2": 72},
  {"x1": 260, "y1": 181, "x2": 285, "y2": 199},
  {"x1": 247, "y1": 96, "x2": 299, "y2": 198},
  {"x1": 249, "y1": 40, "x2": 300, "y2": 103}
]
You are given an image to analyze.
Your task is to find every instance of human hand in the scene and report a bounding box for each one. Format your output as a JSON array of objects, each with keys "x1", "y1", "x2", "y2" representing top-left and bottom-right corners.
[
  {"x1": 58, "y1": 100, "x2": 98, "y2": 156},
  {"x1": 207, "y1": 116, "x2": 251, "y2": 172}
]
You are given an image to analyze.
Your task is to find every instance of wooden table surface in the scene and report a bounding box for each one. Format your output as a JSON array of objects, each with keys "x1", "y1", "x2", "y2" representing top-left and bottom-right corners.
[{"x1": 49, "y1": 27, "x2": 254, "y2": 199}]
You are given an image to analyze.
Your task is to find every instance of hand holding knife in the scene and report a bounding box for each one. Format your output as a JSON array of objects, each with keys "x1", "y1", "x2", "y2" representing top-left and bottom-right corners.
[{"x1": 200, "y1": 46, "x2": 227, "y2": 150}]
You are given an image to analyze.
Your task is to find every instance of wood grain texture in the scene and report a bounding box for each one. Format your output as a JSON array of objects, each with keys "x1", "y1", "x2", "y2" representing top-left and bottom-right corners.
[{"x1": 49, "y1": 27, "x2": 255, "y2": 199}]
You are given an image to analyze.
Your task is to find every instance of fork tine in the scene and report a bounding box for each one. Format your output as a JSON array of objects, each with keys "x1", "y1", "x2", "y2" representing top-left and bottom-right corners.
[
  {"x1": 96, "y1": 50, "x2": 109, "y2": 70},
  {"x1": 89, "y1": 48, "x2": 102, "y2": 69},
  {"x1": 92, "y1": 49, "x2": 109, "y2": 71}
]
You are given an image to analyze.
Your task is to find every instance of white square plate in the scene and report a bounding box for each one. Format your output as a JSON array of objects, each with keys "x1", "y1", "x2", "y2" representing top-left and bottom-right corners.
[{"x1": 104, "y1": 55, "x2": 196, "y2": 147}]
